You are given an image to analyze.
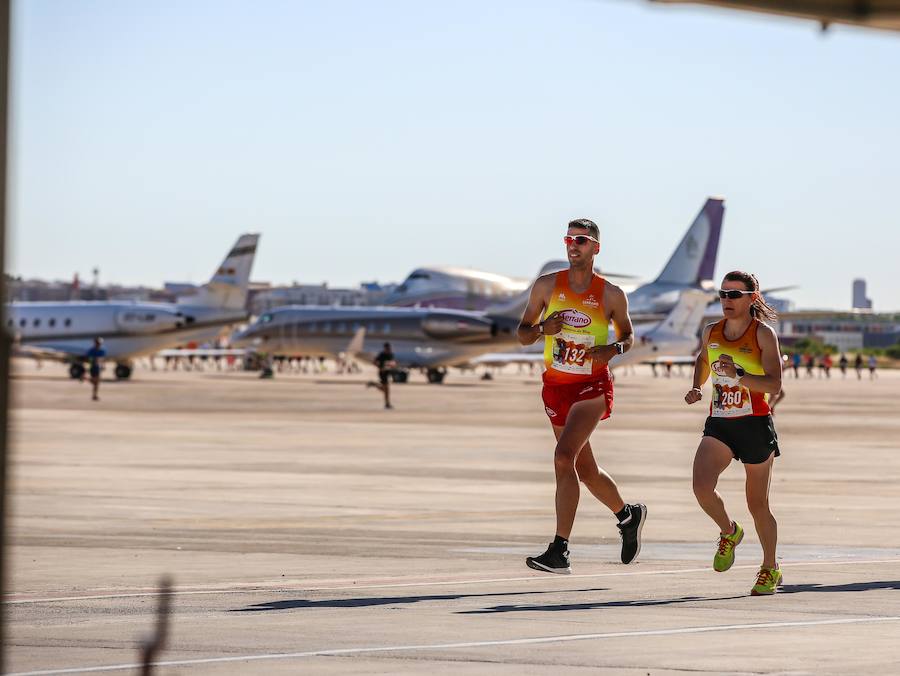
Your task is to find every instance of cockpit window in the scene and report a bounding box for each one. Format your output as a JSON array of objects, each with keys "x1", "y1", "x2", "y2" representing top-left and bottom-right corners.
[{"x1": 260, "y1": 314, "x2": 274, "y2": 324}]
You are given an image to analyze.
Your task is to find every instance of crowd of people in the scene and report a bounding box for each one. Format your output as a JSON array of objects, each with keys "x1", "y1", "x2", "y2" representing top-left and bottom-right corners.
[{"x1": 784, "y1": 351, "x2": 879, "y2": 380}]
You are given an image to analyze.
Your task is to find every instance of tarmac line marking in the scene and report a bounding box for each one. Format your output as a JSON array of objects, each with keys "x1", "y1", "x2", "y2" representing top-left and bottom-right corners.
[
  {"x1": 6, "y1": 556, "x2": 900, "y2": 605},
  {"x1": 9, "y1": 615, "x2": 900, "y2": 675}
]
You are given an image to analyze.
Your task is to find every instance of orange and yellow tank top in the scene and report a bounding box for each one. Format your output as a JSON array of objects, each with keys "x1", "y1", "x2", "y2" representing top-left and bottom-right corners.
[
  {"x1": 707, "y1": 319, "x2": 770, "y2": 418},
  {"x1": 543, "y1": 271, "x2": 610, "y2": 385}
]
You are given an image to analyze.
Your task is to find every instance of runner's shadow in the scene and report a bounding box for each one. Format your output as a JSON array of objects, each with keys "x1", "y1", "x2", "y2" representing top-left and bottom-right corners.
[
  {"x1": 461, "y1": 594, "x2": 746, "y2": 614},
  {"x1": 231, "y1": 587, "x2": 608, "y2": 612},
  {"x1": 780, "y1": 580, "x2": 900, "y2": 594}
]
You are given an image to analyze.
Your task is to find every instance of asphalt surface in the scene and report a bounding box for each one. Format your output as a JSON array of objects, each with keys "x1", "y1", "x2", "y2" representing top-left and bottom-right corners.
[{"x1": 6, "y1": 361, "x2": 900, "y2": 674}]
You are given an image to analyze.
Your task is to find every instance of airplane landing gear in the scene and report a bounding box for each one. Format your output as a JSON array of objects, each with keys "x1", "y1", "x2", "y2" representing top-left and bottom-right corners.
[
  {"x1": 69, "y1": 363, "x2": 85, "y2": 380},
  {"x1": 114, "y1": 363, "x2": 133, "y2": 380},
  {"x1": 426, "y1": 367, "x2": 447, "y2": 384}
]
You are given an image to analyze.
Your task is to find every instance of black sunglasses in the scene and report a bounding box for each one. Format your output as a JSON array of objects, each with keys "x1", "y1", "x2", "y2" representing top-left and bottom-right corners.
[{"x1": 718, "y1": 289, "x2": 754, "y2": 300}]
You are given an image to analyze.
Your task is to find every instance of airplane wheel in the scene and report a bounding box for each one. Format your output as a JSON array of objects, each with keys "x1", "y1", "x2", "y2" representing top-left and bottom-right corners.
[
  {"x1": 391, "y1": 370, "x2": 409, "y2": 384},
  {"x1": 69, "y1": 363, "x2": 85, "y2": 380},
  {"x1": 426, "y1": 368, "x2": 446, "y2": 384},
  {"x1": 114, "y1": 364, "x2": 133, "y2": 380}
]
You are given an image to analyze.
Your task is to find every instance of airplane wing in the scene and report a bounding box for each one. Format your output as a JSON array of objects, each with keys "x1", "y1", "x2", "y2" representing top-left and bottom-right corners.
[
  {"x1": 12, "y1": 344, "x2": 78, "y2": 362},
  {"x1": 649, "y1": 0, "x2": 900, "y2": 31}
]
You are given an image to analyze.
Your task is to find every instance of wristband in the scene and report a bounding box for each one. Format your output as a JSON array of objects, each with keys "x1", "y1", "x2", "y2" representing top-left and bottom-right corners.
[{"x1": 536, "y1": 323, "x2": 544, "y2": 335}]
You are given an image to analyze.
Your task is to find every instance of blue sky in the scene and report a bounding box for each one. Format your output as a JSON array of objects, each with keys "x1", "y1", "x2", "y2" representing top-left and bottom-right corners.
[{"x1": 9, "y1": 0, "x2": 900, "y2": 309}]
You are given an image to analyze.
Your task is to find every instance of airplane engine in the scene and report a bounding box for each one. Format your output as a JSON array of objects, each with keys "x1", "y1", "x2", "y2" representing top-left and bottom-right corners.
[
  {"x1": 115, "y1": 309, "x2": 189, "y2": 334},
  {"x1": 421, "y1": 313, "x2": 496, "y2": 342}
]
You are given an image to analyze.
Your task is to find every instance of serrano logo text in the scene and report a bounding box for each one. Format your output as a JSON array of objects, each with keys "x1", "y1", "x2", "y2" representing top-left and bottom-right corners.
[{"x1": 561, "y1": 310, "x2": 592, "y2": 328}]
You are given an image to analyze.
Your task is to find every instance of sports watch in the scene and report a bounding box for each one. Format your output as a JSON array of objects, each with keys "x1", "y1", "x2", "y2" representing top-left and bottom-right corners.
[{"x1": 614, "y1": 341, "x2": 625, "y2": 354}]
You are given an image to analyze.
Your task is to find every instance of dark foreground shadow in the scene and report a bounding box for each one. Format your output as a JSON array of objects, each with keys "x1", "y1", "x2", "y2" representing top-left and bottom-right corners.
[
  {"x1": 231, "y1": 587, "x2": 608, "y2": 612},
  {"x1": 780, "y1": 580, "x2": 900, "y2": 594},
  {"x1": 461, "y1": 593, "x2": 746, "y2": 614},
  {"x1": 463, "y1": 579, "x2": 900, "y2": 615}
]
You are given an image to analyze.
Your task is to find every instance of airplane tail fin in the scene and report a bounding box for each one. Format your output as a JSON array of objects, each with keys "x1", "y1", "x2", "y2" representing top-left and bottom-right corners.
[
  {"x1": 649, "y1": 289, "x2": 711, "y2": 340},
  {"x1": 654, "y1": 198, "x2": 724, "y2": 287},
  {"x1": 178, "y1": 234, "x2": 260, "y2": 310}
]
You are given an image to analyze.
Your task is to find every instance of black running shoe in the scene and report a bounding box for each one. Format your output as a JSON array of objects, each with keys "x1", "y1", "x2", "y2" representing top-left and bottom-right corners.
[
  {"x1": 617, "y1": 503, "x2": 647, "y2": 564},
  {"x1": 526, "y1": 542, "x2": 571, "y2": 574}
]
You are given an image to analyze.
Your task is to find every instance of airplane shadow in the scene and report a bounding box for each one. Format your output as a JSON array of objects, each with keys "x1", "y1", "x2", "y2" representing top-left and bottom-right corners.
[{"x1": 230, "y1": 587, "x2": 608, "y2": 612}]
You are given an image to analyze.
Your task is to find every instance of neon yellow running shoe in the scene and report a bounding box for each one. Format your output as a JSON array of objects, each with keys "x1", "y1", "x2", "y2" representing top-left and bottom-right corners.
[
  {"x1": 751, "y1": 565, "x2": 783, "y2": 596},
  {"x1": 713, "y1": 521, "x2": 744, "y2": 572}
]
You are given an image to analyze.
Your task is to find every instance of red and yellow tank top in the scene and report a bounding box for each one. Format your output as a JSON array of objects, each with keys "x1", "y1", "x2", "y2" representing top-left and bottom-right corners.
[
  {"x1": 543, "y1": 271, "x2": 610, "y2": 385},
  {"x1": 707, "y1": 318, "x2": 770, "y2": 418}
]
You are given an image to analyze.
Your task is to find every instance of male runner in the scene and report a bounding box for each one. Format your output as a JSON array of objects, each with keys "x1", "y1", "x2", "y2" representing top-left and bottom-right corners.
[
  {"x1": 518, "y1": 219, "x2": 646, "y2": 574},
  {"x1": 685, "y1": 271, "x2": 783, "y2": 595},
  {"x1": 367, "y1": 342, "x2": 396, "y2": 409}
]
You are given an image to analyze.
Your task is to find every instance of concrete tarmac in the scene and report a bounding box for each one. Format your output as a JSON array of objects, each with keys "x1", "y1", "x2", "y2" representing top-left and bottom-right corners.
[{"x1": 5, "y1": 362, "x2": 900, "y2": 674}]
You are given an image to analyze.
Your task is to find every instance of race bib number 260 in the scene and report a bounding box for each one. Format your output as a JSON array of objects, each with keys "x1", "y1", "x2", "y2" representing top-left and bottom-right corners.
[{"x1": 713, "y1": 383, "x2": 752, "y2": 417}]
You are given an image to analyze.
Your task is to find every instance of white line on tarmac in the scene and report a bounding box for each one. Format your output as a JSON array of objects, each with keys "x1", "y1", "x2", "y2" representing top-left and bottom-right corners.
[
  {"x1": 5, "y1": 556, "x2": 900, "y2": 605},
  {"x1": 9, "y1": 615, "x2": 900, "y2": 675}
]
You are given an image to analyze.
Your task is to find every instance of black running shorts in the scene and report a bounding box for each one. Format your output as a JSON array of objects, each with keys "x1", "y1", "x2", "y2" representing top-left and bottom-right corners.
[{"x1": 703, "y1": 415, "x2": 780, "y2": 464}]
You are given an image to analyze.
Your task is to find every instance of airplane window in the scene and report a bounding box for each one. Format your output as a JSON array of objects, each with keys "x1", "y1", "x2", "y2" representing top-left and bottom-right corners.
[
  {"x1": 64, "y1": 318, "x2": 72, "y2": 327},
  {"x1": 49, "y1": 318, "x2": 56, "y2": 327},
  {"x1": 6, "y1": 319, "x2": 11, "y2": 328},
  {"x1": 33, "y1": 318, "x2": 41, "y2": 327},
  {"x1": 19, "y1": 319, "x2": 25, "y2": 328},
  {"x1": 408, "y1": 273, "x2": 431, "y2": 280}
]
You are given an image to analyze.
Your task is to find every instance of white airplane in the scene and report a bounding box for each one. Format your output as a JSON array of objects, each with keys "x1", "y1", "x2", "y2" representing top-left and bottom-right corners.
[
  {"x1": 418, "y1": 198, "x2": 726, "y2": 324},
  {"x1": 384, "y1": 265, "x2": 639, "y2": 312},
  {"x1": 381, "y1": 198, "x2": 723, "y2": 314},
  {"x1": 8, "y1": 234, "x2": 259, "y2": 380},
  {"x1": 471, "y1": 288, "x2": 711, "y2": 372}
]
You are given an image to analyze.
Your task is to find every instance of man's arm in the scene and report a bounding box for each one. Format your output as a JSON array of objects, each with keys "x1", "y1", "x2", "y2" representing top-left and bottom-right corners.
[
  {"x1": 586, "y1": 284, "x2": 633, "y2": 363},
  {"x1": 517, "y1": 276, "x2": 555, "y2": 346},
  {"x1": 608, "y1": 285, "x2": 634, "y2": 354},
  {"x1": 685, "y1": 323, "x2": 714, "y2": 404}
]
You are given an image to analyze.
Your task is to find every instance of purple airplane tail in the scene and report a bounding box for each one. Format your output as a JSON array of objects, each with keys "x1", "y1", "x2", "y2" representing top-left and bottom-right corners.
[{"x1": 654, "y1": 197, "x2": 725, "y2": 286}]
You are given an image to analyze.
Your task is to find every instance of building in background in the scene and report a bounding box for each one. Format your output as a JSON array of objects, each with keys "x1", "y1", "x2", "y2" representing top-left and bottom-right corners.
[{"x1": 853, "y1": 278, "x2": 873, "y2": 310}]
